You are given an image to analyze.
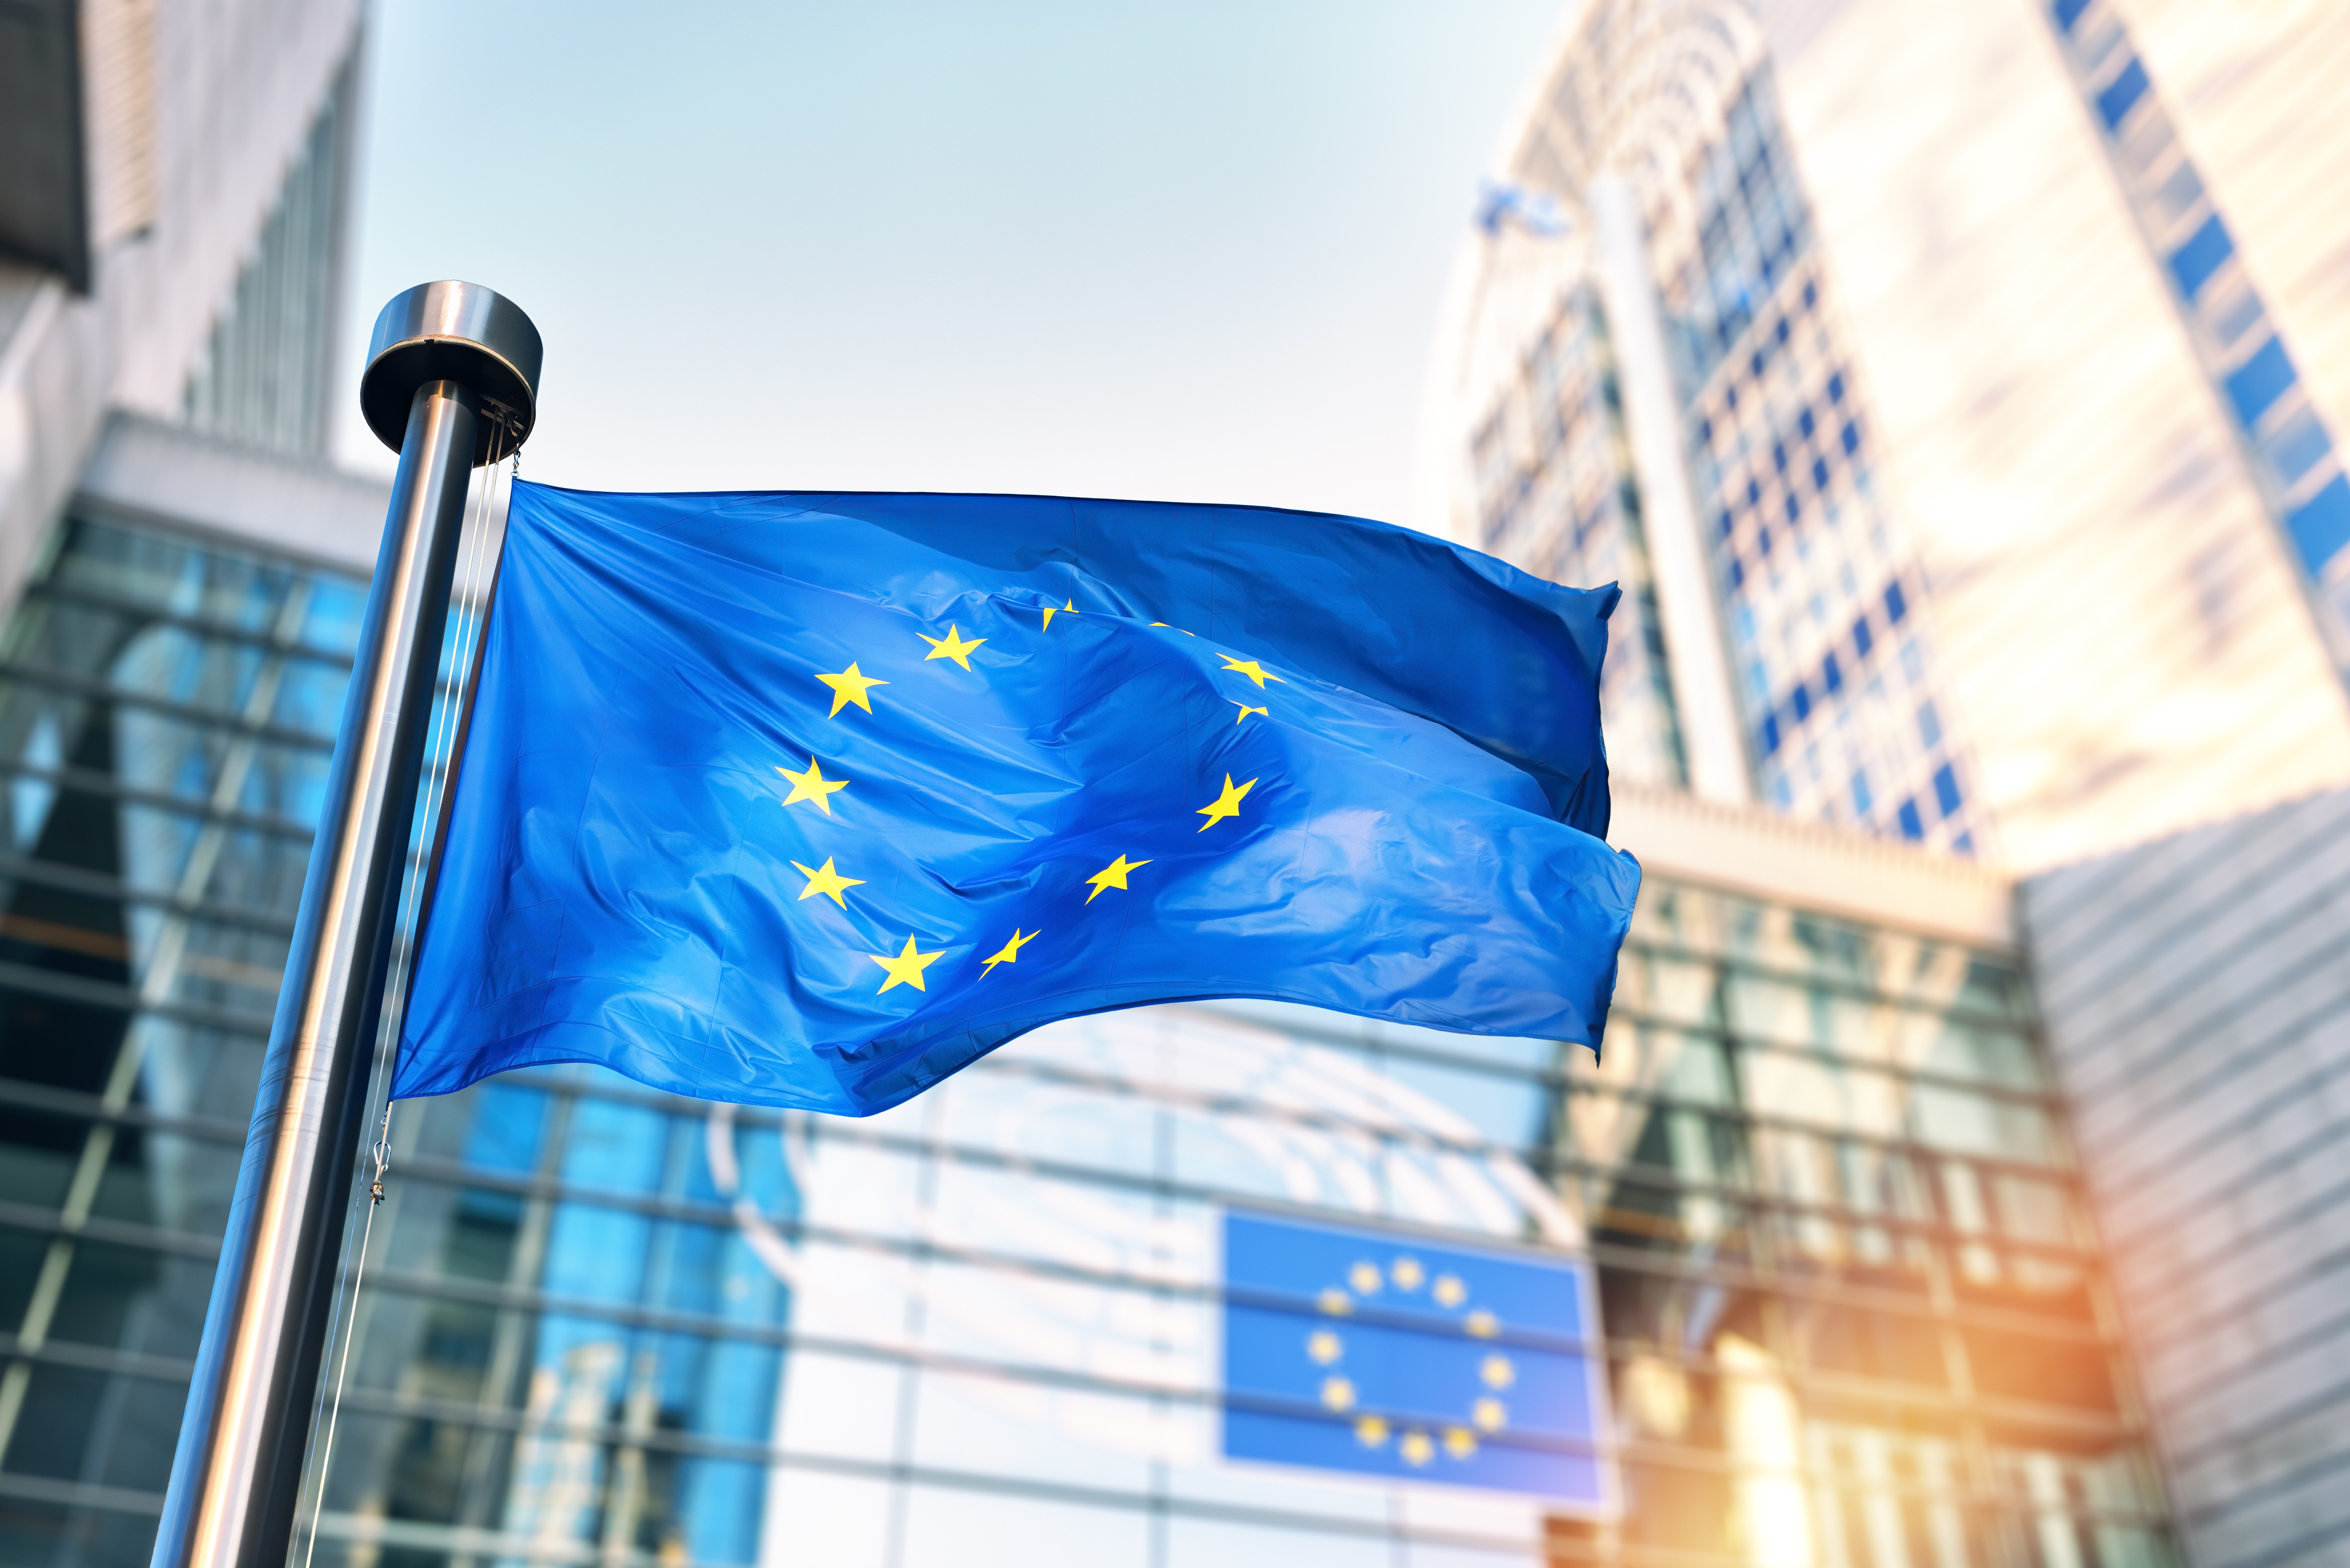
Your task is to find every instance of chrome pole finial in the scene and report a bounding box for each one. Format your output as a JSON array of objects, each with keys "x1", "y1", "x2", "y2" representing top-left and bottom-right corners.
[{"x1": 359, "y1": 280, "x2": 545, "y2": 465}]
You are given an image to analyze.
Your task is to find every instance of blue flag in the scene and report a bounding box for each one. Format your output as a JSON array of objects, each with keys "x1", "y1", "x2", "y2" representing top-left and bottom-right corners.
[
  {"x1": 1221, "y1": 1210, "x2": 1611, "y2": 1506},
  {"x1": 394, "y1": 483, "x2": 1640, "y2": 1114}
]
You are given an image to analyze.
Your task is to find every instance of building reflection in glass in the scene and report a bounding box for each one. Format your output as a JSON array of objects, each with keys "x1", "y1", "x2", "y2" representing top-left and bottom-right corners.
[{"x1": 0, "y1": 509, "x2": 2173, "y2": 1567}]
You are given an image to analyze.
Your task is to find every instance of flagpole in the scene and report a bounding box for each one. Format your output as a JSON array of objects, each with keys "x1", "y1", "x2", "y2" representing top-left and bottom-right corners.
[{"x1": 149, "y1": 282, "x2": 541, "y2": 1568}]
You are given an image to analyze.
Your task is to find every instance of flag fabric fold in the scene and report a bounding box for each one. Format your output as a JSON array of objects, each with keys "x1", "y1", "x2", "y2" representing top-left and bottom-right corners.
[{"x1": 393, "y1": 484, "x2": 1640, "y2": 1115}]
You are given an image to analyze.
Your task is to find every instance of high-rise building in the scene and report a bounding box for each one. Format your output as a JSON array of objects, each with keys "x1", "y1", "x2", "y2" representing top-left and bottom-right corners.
[
  {"x1": 0, "y1": 532, "x2": 2178, "y2": 1566},
  {"x1": 0, "y1": 0, "x2": 361, "y2": 606},
  {"x1": 1417, "y1": 3, "x2": 2350, "y2": 1565},
  {"x1": 0, "y1": 3, "x2": 2232, "y2": 1566},
  {"x1": 1417, "y1": 0, "x2": 2350, "y2": 872},
  {"x1": 2022, "y1": 782, "x2": 2350, "y2": 1568}
]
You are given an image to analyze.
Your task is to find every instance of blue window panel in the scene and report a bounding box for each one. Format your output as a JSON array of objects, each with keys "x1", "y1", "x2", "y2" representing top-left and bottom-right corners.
[
  {"x1": 1811, "y1": 458, "x2": 1830, "y2": 492},
  {"x1": 1774, "y1": 317, "x2": 1791, "y2": 345},
  {"x1": 1851, "y1": 770, "x2": 1872, "y2": 817},
  {"x1": 1821, "y1": 652, "x2": 1843, "y2": 695},
  {"x1": 1757, "y1": 526, "x2": 1773, "y2": 557},
  {"x1": 1918, "y1": 701, "x2": 1942, "y2": 749},
  {"x1": 1840, "y1": 422, "x2": 1861, "y2": 456},
  {"x1": 1797, "y1": 407, "x2": 1816, "y2": 439},
  {"x1": 2054, "y1": 0, "x2": 2092, "y2": 33},
  {"x1": 2226, "y1": 336, "x2": 2298, "y2": 428},
  {"x1": 1221, "y1": 1210, "x2": 1610, "y2": 1506},
  {"x1": 1785, "y1": 492, "x2": 1802, "y2": 524},
  {"x1": 1760, "y1": 714, "x2": 1782, "y2": 757},
  {"x1": 2097, "y1": 57, "x2": 2149, "y2": 130},
  {"x1": 1717, "y1": 510, "x2": 1735, "y2": 539},
  {"x1": 1952, "y1": 830, "x2": 1975, "y2": 856},
  {"x1": 1697, "y1": 418, "x2": 1714, "y2": 446},
  {"x1": 2168, "y1": 215, "x2": 2234, "y2": 302},
  {"x1": 1751, "y1": 350, "x2": 1767, "y2": 379},
  {"x1": 1897, "y1": 799, "x2": 1925, "y2": 840},
  {"x1": 1790, "y1": 684, "x2": 1812, "y2": 723},
  {"x1": 1747, "y1": 478, "x2": 1762, "y2": 506},
  {"x1": 1801, "y1": 280, "x2": 1818, "y2": 311},
  {"x1": 1728, "y1": 557, "x2": 1746, "y2": 590},
  {"x1": 2288, "y1": 474, "x2": 2350, "y2": 573},
  {"x1": 1885, "y1": 580, "x2": 1909, "y2": 624},
  {"x1": 1933, "y1": 764, "x2": 1962, "y2": 819},
  {"x1": 1851, "y1": 615, "x2": 1873, "y2": 660},
  {"x1": 1772, "y1": 443, "x2": 1788, "y2": 473},
  {"x1": 464, "y1": 1082, "x2": 552, "y2": 1174},
  {"x1": 1827, "y1": 372, "x2": 1846, "y2": 403}
]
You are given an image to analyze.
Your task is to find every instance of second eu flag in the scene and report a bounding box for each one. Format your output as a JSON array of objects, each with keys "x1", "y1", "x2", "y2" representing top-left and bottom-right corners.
[{"x1": 395, "y1": 484, "x2": 1641, "y2": 1114}]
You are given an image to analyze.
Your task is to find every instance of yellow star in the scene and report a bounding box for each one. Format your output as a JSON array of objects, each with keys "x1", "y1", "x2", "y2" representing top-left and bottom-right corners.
[
  {"x1": 1443, "y1": 1427, "x2": 1477, "y2": 1460},
  {"x1": 1083, "y1": 854, "x2": 1152, "y2": 903},
  {"x1": 1319, "y1": 1377, "x2": 1355, "y2": 1413},
  {"x1": 814, "y1": 662, "x2": 887, "y2": 718},
  {"x1": 1307, "y1": 1330, "x2": 1342, "y2": 1365},
  {"x1": 776, "y1": 758, "x2": 848, "y2": 815},
  {"x1": 1354, "y1": 1416, "x2": 1390, "y2": 1448},
  {"x1": 1195, "y1": 773, "x2": 1258, "y2": 832},
  {"x1": 1473, "y1": 1397, "x2": 1507, "y2": 1433},
  {"x1": 789, "y1": 856, "x2": 864, "y2": 907},
  {"x1": 1400, "y1": 1429, "x2": 1434, "y2": 1467},
  {"x1": 869, "y1": 934, "x2": 944, "y2": 994},
  {"x1": 1232, "y1": 701, "x2": 1267, "y2": 724},
  {"x1": 1042, "y1": 598, "x2": 1075, "y2": 631},
  {"x1": 980, "y1": 928, "x2": 1037, "y2": 975},
  {"x1": 920, "y1": 624, "x2": 987, "y2": 670},
  {"x1": 1481, "y1": 1354, "x2": 1516, "y2": 1389},
  {"x1": 1219, "y1": 654, "x2": 1284, "y2": 689}
]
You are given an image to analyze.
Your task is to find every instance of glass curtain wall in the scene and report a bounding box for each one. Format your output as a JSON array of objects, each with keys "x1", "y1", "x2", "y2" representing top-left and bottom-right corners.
[
  {"x1": 0, "y1": 510, "x2": 2172, "y2": 1568},
  {"x1": 1649, "y1": 69, "x2": 1982, "y2": 854},
  {"x1": 0, "y1": 505, "x2": 370, "y2": 1567}
]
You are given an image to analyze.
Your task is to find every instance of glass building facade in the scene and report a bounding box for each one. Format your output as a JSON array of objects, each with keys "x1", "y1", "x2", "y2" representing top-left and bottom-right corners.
[
  {"x1": 2043, "y1": 0, "x2": 2350, "y2": 664},
  {"x1": 1441, "y1": 3, "x2": 1985, "y2": 854},
  {"x1": 0, "y1": 498, "x2": 2174, "y2": 1568},
  {"x1": 1653, "y1": 71, "x2": 1983, "y2": 854}
]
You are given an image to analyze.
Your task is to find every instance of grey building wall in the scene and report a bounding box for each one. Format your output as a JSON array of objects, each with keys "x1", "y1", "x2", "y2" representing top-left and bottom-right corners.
[
  {"x1": 2023, "y1": 786, "x2": 2350, "y2": 1568},
  {"x1": 0, "y1": 0, "x2": 361, "y2": 623}
]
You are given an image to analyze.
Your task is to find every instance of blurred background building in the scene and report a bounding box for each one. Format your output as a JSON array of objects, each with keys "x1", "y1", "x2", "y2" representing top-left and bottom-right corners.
[
  {"x1": 1419, "y1": 0, "x2": 2350, "y2": 1562},
  {"x1": 3, "y1": 0, "x2": 2347, "y2": 1565},
  {"x1": 1419, "y1": 0, "x2": 2350, "y2": 873}
]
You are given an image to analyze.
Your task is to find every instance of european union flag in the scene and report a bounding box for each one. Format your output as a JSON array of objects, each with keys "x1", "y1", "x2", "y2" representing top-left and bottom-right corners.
[
  {"x1": 395, "y1": 483, "x2": 1640, "y2": 1113},
  {"x1": 1221, "y1": 1210, "x2": 1611, "y2": 1506}
]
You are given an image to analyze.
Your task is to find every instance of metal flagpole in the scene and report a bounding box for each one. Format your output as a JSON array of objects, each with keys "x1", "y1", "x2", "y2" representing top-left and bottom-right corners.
[{"x1": 148, "y1": 281, "x2": 542, "y2": 1568}]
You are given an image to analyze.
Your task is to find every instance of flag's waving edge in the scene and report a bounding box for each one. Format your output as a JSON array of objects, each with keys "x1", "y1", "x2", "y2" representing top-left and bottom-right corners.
[{"x1": 395, "y1": 484, "x2": 1640, "y2": 1115}]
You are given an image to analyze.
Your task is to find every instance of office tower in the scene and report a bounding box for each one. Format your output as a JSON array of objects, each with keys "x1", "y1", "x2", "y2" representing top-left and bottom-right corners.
[
  {"x1": 0, "y1": 498, "x2": 2180, "y2": 1567},
  {"x1": 0, "y1": 3, "x2": 368, "y2": 1560},
  {"x1": 2023, "y1": 784, "x2": 2350, "y2": 1568},
  {"x1": 1419, "y1": 0, "x2": 2350, "y2": 871},
  {"x1": 0, "y1": 415, "x2": 384, "y2": 1565},
  {"x1": 0, "y1": 0, "x2": 361, "y2": 604},
  {"x1": 0, "y1": 3, "x2": 2187, "y2": 1566}
]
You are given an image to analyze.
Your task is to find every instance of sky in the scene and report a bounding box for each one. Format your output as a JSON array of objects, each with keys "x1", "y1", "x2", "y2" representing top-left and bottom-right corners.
[{"x1": 333, "y1": 1, "x2": 1561, "y2": 528}]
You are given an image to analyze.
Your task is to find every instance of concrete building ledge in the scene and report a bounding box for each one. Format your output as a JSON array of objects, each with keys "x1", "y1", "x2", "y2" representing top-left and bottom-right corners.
[
  {"x1": 74, "y1": 411, "x2": 390, "y2": 575},
  {"x1": 1608, "y1": 780, "x2": 2018, "y2": 949}
]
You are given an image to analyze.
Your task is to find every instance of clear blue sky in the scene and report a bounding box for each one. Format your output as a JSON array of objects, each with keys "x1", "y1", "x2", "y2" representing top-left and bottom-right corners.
[{"x1": 334, "y1": 1, "x2": 1558, "y2": 526}]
